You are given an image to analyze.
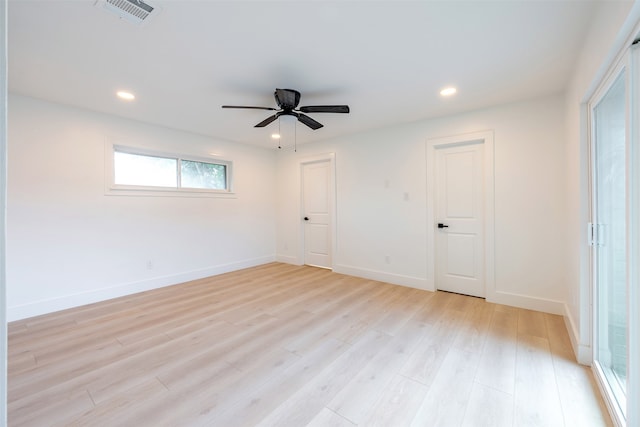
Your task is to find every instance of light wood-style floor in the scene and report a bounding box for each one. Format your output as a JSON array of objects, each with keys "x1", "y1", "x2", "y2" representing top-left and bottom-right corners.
[{"x1": 8, "y1": 263, "x2": 611, "y2": 426}]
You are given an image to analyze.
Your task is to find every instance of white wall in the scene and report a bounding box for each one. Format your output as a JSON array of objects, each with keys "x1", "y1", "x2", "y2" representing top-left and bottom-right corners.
[
  {"x1": 276, "y1": 94, "x2": 568, "y2": 314},
  {"x1": 564, "y1": 0, "x2": 638, "y2": 364},
  {"x1": 7, "y1": 94, "x2": 277, "y2": 321}
]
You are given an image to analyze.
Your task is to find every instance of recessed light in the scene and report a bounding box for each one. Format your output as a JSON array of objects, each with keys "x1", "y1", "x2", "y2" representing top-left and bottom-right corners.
[
  {"x1": 271, "y1": 133, "x2": 281, "y2": 139},
  {"x1": 117, "y1": 91, "x2": 135, "y2": 101},
  {"x1": 440, "y1": 87, "x2": 457, "y2": 97}
]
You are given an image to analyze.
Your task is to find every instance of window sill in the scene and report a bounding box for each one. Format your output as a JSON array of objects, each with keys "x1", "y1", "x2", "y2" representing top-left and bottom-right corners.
[{"x1": 105, "y1": 186, "x2": 237, "y2": 198}]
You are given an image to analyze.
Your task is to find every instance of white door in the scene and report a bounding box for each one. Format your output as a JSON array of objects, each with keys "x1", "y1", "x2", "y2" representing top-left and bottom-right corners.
[
  {"x1": 302, "y1": 160, "x2": 331, "y2": 268},
  {"x1": 435, "y1": 141, "x2": 485, "y2": 297}
]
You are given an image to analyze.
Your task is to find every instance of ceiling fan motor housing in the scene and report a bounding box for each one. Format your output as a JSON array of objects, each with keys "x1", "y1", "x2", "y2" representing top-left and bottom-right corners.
[{"x1": 275, "y1": 89, "x2": 301, "y2": 110}]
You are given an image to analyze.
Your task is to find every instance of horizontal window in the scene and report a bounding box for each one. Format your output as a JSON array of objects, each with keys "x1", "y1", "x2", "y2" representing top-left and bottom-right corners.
[
  {"x1": 107, "y1": 144, "x2": 233, "y2": 197},
  {"x1": 181, "y1": 159, "x2": 227, "y2": 190},
  {"x1": 114, "y1": 151, "x2": 178, "y2": 188}
]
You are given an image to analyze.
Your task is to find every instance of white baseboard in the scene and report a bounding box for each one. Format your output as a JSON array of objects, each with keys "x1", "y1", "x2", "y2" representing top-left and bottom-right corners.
[
  {"x1": 276, "y1": 254, "x2": 302, "y2": 265},
  {"x1": 7, "y1": 255, "x2": 276, "y2": 322},
  {"x1": 332, "y1": 264, "x2": 431, "y2": 291},
  {"x1": 564, "y1": 303, "x2": 592, "y2": 366},
  {"x1": 487, "y1": 290, "x2": 565, "y2": 315}
]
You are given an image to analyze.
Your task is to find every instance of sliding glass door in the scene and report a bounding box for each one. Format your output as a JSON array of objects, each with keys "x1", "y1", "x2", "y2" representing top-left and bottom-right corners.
[
  {"x1": 591, "y1": 43, "x2": 639, "y2": 427},
  {"x1": 592, "y1": 67, "x2": 627, "y2": 422}
]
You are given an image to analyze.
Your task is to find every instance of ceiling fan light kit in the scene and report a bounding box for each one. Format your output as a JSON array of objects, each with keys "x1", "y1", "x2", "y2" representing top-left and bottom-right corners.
[{"x1": 222, "y1": 88, "x2": 350, "y2": 131}]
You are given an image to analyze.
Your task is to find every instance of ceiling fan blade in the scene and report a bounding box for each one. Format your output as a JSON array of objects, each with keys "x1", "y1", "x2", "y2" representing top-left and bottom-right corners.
[
  {"x1": 297, "y1": 113, "x2": 323, "y2": 130},
  {"x1": 254, "y1": 114, "x2": 279, "y2": 128},
  {"x1": 222, "y1": 105, "x2": 277, "y2": 111},
  {"x1": 299, "y1": 105, "x2": 350, "y2": 114},
  {"x1": 275, "y1": 88, "x2": 301, "y2": 110}
]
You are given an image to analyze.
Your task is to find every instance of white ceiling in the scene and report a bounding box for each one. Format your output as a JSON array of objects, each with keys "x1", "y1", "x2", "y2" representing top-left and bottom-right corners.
[{"x1": 8, "y1": 0, "x2": 600, "y2": 147}]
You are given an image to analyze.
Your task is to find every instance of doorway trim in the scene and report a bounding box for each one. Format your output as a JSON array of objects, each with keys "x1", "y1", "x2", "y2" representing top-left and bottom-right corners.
[
  {"x1": 426, "y1": 130, "x2": 495, "y2": 299},
  {"x1": 298, "y1": 152, "x2": 336, "y2": 270}
]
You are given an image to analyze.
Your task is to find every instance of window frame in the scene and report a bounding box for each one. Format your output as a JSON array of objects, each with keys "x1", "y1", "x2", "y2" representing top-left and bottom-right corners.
[{"x1": 105, "y1": 142, "x2": 235, "y2": 198}]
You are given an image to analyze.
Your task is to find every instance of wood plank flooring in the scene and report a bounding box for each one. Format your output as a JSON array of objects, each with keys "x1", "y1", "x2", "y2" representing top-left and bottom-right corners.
[{"x1": 7, "y1": 263, "x2": 612, "y2": 426}]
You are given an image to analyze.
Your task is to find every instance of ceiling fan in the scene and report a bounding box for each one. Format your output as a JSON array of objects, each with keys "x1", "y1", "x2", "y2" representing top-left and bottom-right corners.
[{"x1": 222, "y1": 88, "x2": 350, "y2": 130}]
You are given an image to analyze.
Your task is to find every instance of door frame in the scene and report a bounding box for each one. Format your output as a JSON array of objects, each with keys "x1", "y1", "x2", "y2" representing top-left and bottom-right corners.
[
  {"x1": 629, "y1": 41, "x2": 640, "y2": 427},
  {"x1": 298, "y1": 153, "x2": 336, "y2": 269},
  {"x1": 426, "y1": 131, "x2": 495, "y2": 299}
]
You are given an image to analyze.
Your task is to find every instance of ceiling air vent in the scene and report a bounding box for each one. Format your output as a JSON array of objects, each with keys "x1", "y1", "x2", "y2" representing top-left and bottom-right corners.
[{"x1": 96, "y1": 0, "x2": 159, "y2": 25}]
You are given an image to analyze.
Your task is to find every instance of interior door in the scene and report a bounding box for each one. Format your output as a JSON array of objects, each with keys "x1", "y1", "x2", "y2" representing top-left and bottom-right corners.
[
  {"x1": 302, "y1": 160, "x2": 331, "y2": 269},
  {"x1": 435, "y1": 141, "x2": 485, "y2": 297}
]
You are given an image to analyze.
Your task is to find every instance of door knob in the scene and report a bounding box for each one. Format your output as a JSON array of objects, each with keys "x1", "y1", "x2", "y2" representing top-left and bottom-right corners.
[
  {"x1": 304, "y1": 217, "x2": 309, "y2": 221},
  {"x1": 437, "y1": 223, "x2": 449, "y2": 228}
]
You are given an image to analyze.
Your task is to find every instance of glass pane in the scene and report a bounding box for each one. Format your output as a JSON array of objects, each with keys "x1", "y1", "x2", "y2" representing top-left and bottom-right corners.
[
  {"x1": 594, "y1": 71, "x2": 627, "y2": 416},
  {"x1": 114, "y1": 151, "x2": 177, "y2": 187},
  {"x1": 181, "y1": 160, "x2": 227, "y2": 190}
]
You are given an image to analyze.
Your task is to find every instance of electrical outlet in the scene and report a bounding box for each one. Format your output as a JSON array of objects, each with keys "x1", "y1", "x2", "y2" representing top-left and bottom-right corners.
[
  {"x1": 385, "y1": 255, "x2": 391, "y2": 264},
  {"x1": 146, "y1": 260, "x2": 154, "y2": 270}
]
